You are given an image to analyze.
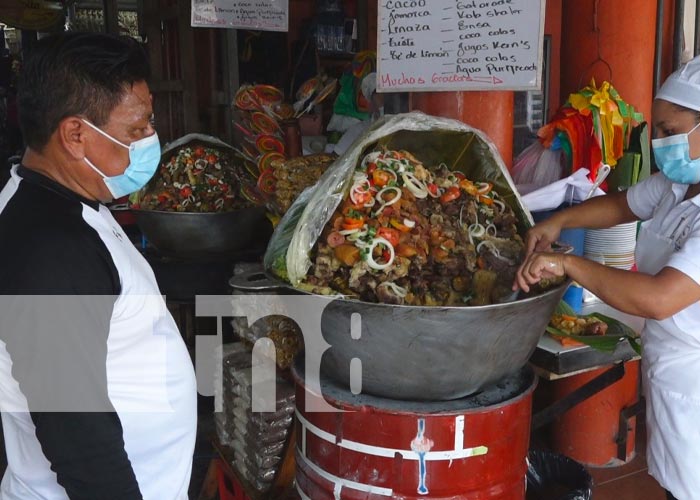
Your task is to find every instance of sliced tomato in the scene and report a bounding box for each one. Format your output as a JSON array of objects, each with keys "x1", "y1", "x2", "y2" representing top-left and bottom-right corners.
[
  {"x1": 194, "y1": 147, "x2": 205, "y2": 158},
  {"x1": 206, "y1": 154, "x2": 218, "y2": 164},
  {"x1": 454, "y1": 171, "x2": 466, "y2": 181},
  {"x1": 179, "y1": 186, "x2": 192, "y2": 198},
  {"x1": 372, "y1": 169, "x2": 393, "y2": 188},
  {"x1": 479, "y1": 194, "x2": 494, "y2": 205},
  {"x1": 440, "y1": 186, "x2": 461, "y2": 204},
  {"x1": 257, "y1": 168, "x2": 276, "y2": 194},
  {"x1": 342, "y1": 219, "x2": 365, "y2": 231},
  {"x1": 377, "y1": 227, "x2": 401, "y2": 247},
  {"x1": 353, "y1": 190, "x2": 374, "y2": 206},
  {"x1": 427, "y1": 183, "x2": 439, "y2": 196},
  {"x1": 366, "y1": 162, "x2": 378, "y2": 176}
]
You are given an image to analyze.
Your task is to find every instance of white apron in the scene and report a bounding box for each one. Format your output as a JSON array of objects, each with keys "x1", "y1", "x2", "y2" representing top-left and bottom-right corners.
[{"x1": 636, "y1": 200, "x2": 700, "y2": 500}]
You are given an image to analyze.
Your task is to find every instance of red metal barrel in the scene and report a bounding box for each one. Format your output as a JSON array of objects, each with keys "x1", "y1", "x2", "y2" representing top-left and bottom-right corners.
[{"x1": 293, "y1": 362, "x2": 537, "y2": 499}]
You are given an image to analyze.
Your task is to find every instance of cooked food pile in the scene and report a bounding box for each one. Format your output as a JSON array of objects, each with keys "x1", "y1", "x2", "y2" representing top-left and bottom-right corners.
[
  {"x1": 300, "y1": 149, "x2": 526, "y2": 306},
  {"x1": 269, "y1": 153, "x2": 336, "y2": 214},
  {"x1": 132, "y1": 144, "x2": 255, "y2": 212},
  {"x1": 549, "y1": 313, "x2": 609, "y2": 337}
]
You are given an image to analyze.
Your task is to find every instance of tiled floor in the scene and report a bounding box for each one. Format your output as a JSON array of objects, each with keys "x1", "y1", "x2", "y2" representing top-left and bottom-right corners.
[{"x1": 587, "y1": 417, "x2": 667, "y2": 500}]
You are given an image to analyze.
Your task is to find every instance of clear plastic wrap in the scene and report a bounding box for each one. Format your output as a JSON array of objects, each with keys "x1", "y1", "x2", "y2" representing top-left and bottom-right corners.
[
  {"x1": 232, "y1": 407, "x2": 293, "y2": 430},
  {"x1": 233, "y1": 423, "x2": 289, "y2": 446},
  {"x1": 241, "y1": 455, "x2": 278, "y2": 483},
  {"x1": 217, "y1": 340, "x2": 295, "y2": 492},
  {"x1": 215, "y1": 343, "x2": 250, "y2": 447},
  {"x1": 233, "y1": 447, "x2": 282, "y2": 469},
  {"x1": 263, "y1": 111, "x2": 533, "y2": 285}
]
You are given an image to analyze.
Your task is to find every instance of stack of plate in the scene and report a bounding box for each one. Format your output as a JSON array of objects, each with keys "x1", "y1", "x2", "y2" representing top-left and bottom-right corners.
[{"x1": 584, "y1": 222, "x2": 638, "y2": 270}]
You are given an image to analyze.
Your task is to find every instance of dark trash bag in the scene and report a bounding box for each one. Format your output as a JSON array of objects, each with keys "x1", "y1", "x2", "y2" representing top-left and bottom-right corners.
[{"x1": 527, "y1": 450, "x2": 593, "y2": 500}]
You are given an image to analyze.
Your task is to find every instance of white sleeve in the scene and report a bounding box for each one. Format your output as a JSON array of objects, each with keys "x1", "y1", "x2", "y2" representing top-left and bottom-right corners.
[
  {"x1": 668, "y1": 224, "x2": 700, "y2": 285},
  {"x1": 626, "y1": 173, "x2": 672, "y2": 221}
]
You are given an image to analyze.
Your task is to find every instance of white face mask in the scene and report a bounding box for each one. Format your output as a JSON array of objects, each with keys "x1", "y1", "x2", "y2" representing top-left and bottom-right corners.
[{"x1": 82, "y1": 119, "x2": 161, "y2": 198}]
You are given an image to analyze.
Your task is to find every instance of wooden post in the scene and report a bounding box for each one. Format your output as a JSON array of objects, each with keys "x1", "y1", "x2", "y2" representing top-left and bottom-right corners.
[{"x1": 102, "y1": 0, "x2": 119, "y2": 34}]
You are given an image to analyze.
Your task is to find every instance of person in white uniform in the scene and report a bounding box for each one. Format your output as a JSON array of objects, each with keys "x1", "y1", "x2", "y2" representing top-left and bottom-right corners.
[{"x1": 514, "y1": 56, "x2": 700, "y2": 500}]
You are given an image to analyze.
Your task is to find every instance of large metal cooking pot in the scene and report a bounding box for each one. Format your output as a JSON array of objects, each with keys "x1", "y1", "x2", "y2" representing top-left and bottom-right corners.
[
  {"x1": 230, "y1": 269, "x2": 567, "y2": 401},
  {"x1": 133, "y1": 208, "x2": 272, "y2": 261}
]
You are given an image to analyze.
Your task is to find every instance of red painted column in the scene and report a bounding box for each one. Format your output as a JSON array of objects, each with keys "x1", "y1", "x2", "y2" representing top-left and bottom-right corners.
[
  {"x1": 411, "y1": 91, "x2": 515, "y2": 168},
  {"x1": 561, "y1": 0, "x2": 657, "y2": 124}
]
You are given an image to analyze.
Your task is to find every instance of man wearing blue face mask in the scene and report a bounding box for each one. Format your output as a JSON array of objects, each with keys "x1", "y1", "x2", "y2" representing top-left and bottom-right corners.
[
  {"x1": 514, "y1": 56, "x2": 700, "y2": 500},
  {"x1": 0, "y1": 33, "x2": 196, "y2": 499}
]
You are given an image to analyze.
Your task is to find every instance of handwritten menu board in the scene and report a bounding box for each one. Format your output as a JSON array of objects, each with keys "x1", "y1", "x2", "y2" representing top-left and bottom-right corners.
[
  {"x1": 191, "y1": 0, "x2": 288, "y2": 32},
  {"x1": 377, "y1": 0, "x2": 544, "y2": 92}
]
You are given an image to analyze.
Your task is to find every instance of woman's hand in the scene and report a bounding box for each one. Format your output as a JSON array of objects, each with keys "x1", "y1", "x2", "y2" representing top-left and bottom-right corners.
[
  {"x1": 523, "y1": 219, "x2": 563, "y2": 255},
  {"x1": 513, "y1": 251, "x2": 567, "y2": 292}
]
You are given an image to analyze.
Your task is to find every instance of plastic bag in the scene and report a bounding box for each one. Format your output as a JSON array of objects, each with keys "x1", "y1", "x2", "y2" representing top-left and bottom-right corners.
[
  {"x1": 513, "y1": 142, "x2": 566, "y2": 192},
  {"x1": 512, "y1": 141, "x2": 546, "y2": 185},
  {"x1": 264, "y1": 111, "x2": 532, "y2": 285},
  {"x1": 526, "y1": 450, "x2": 592, "y2": 500}
]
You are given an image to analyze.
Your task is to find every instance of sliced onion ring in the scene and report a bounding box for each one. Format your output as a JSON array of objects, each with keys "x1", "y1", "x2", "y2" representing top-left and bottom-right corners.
[
  {"x1": 492, "y1": 199, "x2": 506, "y2": 213},
  {"x1": 375, "y1": 186, "x2": 402, "y2": 206},
  {"x1": 366, "y1": 237, "x2": 395, "y2": 270},
  {"x1": 377, "y1": 281, "x2": 408, "y2": 298},
  {"x1": 401, "y1": 172, "x2": 428, "y2": 199},
  {"x1": 476, "y1": 182, "x2": 492, "y2": 195}
]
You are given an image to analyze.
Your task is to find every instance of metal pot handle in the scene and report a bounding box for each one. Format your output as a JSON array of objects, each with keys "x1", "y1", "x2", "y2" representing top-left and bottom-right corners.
[{"x1": 229, "y1": 269, "x2": 288, "y2": 292}]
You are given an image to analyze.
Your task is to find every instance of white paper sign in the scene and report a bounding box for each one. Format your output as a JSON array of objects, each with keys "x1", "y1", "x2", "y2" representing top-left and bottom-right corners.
[
  {"x1": 377, "y1": 0, "x2": 544, "y2": 92},
  {"x1": 191, "y1": 0, "x2": 288, "y2": 32}
]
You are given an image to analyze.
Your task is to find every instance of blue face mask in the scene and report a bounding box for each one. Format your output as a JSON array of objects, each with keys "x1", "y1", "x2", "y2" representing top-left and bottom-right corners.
[
  {"x1": 652, "y1": 122, "x2": 700, "y2": 184},
  {"x1": 82, "y1": 119, "x2": 160, "y2": 199}
]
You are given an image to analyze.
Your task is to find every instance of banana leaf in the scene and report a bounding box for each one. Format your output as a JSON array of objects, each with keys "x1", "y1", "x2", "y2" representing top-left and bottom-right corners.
[{"x1": 547, "y1": 300, "x2": 642, "y2": 355}]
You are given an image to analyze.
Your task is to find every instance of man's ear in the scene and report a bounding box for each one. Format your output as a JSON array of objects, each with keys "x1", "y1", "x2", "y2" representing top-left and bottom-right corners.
[{"x1": 56, "y1": 116, "x2": 88, "y2": 160}]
